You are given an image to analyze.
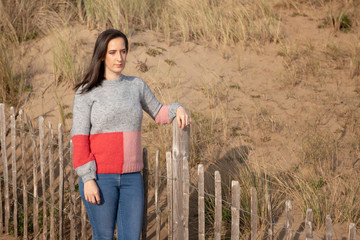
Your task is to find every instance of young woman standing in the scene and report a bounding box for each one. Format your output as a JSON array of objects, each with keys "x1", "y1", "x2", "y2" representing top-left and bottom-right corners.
[{"x1": 71, "y1": 29, "x2": 190, "y2": 239}]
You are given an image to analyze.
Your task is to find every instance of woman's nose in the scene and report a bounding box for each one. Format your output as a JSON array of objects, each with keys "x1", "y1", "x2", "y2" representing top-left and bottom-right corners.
[{"x1": 117, "y1": 52, "x2": 122, "y2": 61}]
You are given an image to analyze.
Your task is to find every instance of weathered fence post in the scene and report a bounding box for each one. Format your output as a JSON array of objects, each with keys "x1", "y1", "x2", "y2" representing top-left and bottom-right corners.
[
  {"x1": 285, "y1": 200, "x2": 293, "y2": 240},
  {"x1": 155, "y1": 150, "x2": 161, "y2": 240},
  {"x1": 19, "y1": 109, "x2": 28, "y2": 239},
  {"x1": 325, "y1": 214, "x2": 332, "y2": 240},
  {"x1": 215, "y1": 171, "x2": 222, "y2": 240},
  {"x1": 142, "y1": 148, "x2": 149, "y2": 240},
  {"x1": 183, "y1": 157, "x2": 189, "y2": 240},
  {"x1": 39, "y1": 116, "x2": 47, "y2": 240},
  {"x1": 0, "y1": 149, "x2": 2, "y2": 234},
  {"x1": 251, "y1": 187, "x2": 258, "y2": 240},
  {"x1": 48, "y1": 121, "x2": 55, "y2": 240},
  {"x1": 10, "y1": 107, "x2": 17, "y2": 238},
  {"x1": 58, "y1": 123, "x2": 64, "y2": 240},
  {"x1": 69, "y1": 140, "x2": 76, "y2": 240},
  {"x1": 166, "y1": 152, "x2": 173, "y2": 240},
  {"x1": 172, "y1": 121, "x2": 190, "y2": 239},
  {"x1": 0, "y1": 143, "x2": 2, "y2": 235},
  {"x1": 231, "y1": 180, "x2": 240, "y2": 240},
  {"x1": 305, "y1": 208, "x2": 313, "y2": 240},
  {"x1": 30, "y1": 118, "x2": 39, "y2": 240},
  {"x1": 81, "y1": 201, "x2": 87, "y2": 240},
  {"x1": 0, "y1": 103, "x2": 10, "y2": 234},
  {"x1": 348, "y1": 223, "x2": 356, "y2": 240},
  {"x1": 265, "y1": 193, "x2": 273, "y2": 240},
  {"x1": 198, "y1": 164, "x2": 205, "y2": 240}
]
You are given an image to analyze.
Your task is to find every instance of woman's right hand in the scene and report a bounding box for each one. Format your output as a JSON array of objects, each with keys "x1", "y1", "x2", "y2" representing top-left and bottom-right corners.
[{"x1": 84, "y1": 179, "x2": 101, "y2": 204}]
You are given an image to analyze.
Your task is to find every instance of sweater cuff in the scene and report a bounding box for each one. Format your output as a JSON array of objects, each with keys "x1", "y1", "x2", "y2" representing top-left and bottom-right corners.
[
  {"x1": 168, "y1": 102, "x2": 182, "y2": 121},
  {"x1": 76, "y1": 160, "x2": 97, "y2": 183}
]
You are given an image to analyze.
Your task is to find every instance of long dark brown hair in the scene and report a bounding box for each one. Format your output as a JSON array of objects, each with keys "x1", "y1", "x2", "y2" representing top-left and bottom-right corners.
[{"x1": 74, "y1": 29, "x2": 128, "y2": 93}]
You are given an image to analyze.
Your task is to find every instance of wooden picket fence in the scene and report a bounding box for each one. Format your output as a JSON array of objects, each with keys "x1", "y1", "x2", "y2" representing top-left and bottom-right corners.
[{"x1": 0, "y1": 102, "x2": 358, "y2": 239}]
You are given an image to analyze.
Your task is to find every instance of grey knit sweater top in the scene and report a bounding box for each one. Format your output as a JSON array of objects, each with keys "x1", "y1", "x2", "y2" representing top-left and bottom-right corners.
[{"x1": 71, "y1": 75, "x2": 181, "y2": 182}]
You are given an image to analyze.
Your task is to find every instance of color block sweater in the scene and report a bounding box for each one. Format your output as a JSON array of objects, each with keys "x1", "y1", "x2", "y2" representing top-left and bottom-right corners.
[{"x1": 71, "y1": 75, "x2": 181, "y2": 182}]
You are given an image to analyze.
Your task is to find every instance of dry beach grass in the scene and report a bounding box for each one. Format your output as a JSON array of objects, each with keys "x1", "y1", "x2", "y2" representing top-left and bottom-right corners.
[{"x1": 0, "y1": 0, "x2": 360, "y2": 239}]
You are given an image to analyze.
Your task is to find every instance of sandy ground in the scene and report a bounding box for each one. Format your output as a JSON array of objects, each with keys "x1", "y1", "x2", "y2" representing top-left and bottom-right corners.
[{"x1": 1, "y1": 3, "x2": 360, "y2": 240}]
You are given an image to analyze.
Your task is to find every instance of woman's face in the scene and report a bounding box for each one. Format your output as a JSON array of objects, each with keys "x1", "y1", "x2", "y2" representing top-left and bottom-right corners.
[{"x1": 104, "y1": 37, "x2": 127, "y2": 80}]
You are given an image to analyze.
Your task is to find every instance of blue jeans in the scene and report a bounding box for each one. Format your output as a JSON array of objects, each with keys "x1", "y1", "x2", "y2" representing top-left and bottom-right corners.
[{"x1": 79, "y1": 172, "x2": 144, "y2": 240}]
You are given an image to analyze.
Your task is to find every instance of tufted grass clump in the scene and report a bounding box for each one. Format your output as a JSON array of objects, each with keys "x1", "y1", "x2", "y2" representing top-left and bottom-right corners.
[
  {"x1": 51, "y1": 29, "x2": 86, "y2": 86},
  {"x1": 0, "y1": 38, "x2": 28, "y2": 107}
]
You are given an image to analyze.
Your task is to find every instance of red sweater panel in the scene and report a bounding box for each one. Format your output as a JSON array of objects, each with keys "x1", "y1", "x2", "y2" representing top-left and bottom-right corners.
[
  {"x1": 73, "y1": 131, "x2": 143, "y2": 174},
  {"x1": 72, "y1": 135, "x2": 96, "y2": 169}
]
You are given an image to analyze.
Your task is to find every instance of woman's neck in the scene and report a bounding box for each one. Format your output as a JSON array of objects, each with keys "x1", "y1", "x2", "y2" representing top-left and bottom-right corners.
[{"x1": 104, "y1": 72, "x2": 122, "y2": 80}]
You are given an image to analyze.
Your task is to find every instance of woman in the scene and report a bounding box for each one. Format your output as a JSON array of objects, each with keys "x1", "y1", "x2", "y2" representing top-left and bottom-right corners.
[{"x1": 71, "y1": 29, "x2": 190, "y2": 239}]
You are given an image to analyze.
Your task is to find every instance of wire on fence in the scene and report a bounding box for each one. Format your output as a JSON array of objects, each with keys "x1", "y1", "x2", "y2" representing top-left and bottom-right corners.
[
  {"x1": 14, "y1": 127, "x2": 72, "y2": 152},
  {"x1": 0, "y1": 176, "x2": 89, "y2": 223}
]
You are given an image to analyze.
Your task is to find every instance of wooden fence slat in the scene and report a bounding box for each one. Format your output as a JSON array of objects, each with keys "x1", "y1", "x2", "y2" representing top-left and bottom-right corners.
[
  {"x1": 268, "y1": 228, "x2": 273, "y2": 240},
  {"x1": 265, "y1": 174, "x2": 273, "y2": 240},
  {"x1": 265, "y1": 193, "x2": 273, "y2": 240},
  {"x1": 285, "y1": 200, "x2": 293, "y2": 240},
  {"x1": 81, "y1": 201, "x2": 87, "y2": 240},
  {"x1": 349, "y1": 223, "x2": 356, "y2": 240},
  {"x1": 0, "y1": 105, "x2": 5, "y2": 235},
  {"x1": 325, "y1": 215, "x2": 332, "y2": 240},
  {"x1": 10, "y1": 107, "x2": 17, "y2": 238},
  {"x1": 305, "y1": 208, "x2": 313, "y2": 240},
  {"x1": 142, "y1": 148, "x2": 149, "y2": 240},
  {"x1": 69, "y1": 140, "x2": 76, "y2": 240},
  {"x1": 215, "y1": 171, "x2": 222, "y2": 240},
  {"x1": 29, "y1": 118, "x2": 39, "y2": 240},
  {"x1": 251, "y1": 187, "x2": 258, "y2": 240},
  {"x1": 0, "y1": 144, "x2": 2, "y2": 234},
  {"x1": 0, "y1": 103, "x2": 10, "y2": 234},
  {"x1": 48, "y1": 121, "x2": 55, "y2": 240},
  {"x1": 172, "y1": 121, "x2": 190, "y2": 239},
  {"x1": 155, "y1": 150, "x2": 160, "y2": 240},
  {"x1": 58, "y1": 123, "x2": 64, "y2": 240},
  {"x1": 172, "y1": 119, "x2": 190, "y2": 161},
  {"x1": 0, "y1": 146, "x2": 2, "y2": 234},
  {"x1": 231, "y1": 180, "x2": 240, "y2": 240},
  {"x1": 231, "y1": 181, "x2": 241, "y2": 240},
  {"x1": 166, "y1": 152, "x2": 173, "y2": 240},
  {"x1": 198, "y1": 164, "x2": 205, "y2": 240},
  {"x1": 183, "y1": 157, "x2": 189, "y2": 240},
  {"x1": 39, "y1": 116, "x2": 47, "y2": 240},
  {"x1": 172, "y1": 150, "x2": 181, "y2": 240},
  {"x1": 19, "y1": 110, "x2": 28, "y2": 239}
]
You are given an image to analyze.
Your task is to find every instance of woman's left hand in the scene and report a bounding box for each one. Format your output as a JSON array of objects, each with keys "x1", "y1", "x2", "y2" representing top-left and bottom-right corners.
[{"x1": 176, "y1": 106, "x2": 191, "y2": 130}]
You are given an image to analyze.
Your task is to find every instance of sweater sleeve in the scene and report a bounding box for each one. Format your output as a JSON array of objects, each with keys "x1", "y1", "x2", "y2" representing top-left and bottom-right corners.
[
  {"x1": 71, "y1": 87, "x2": 97, "y2": 182},
  {"x1": 140, "y1": 80, "x2": 182, "y2": 123}
]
